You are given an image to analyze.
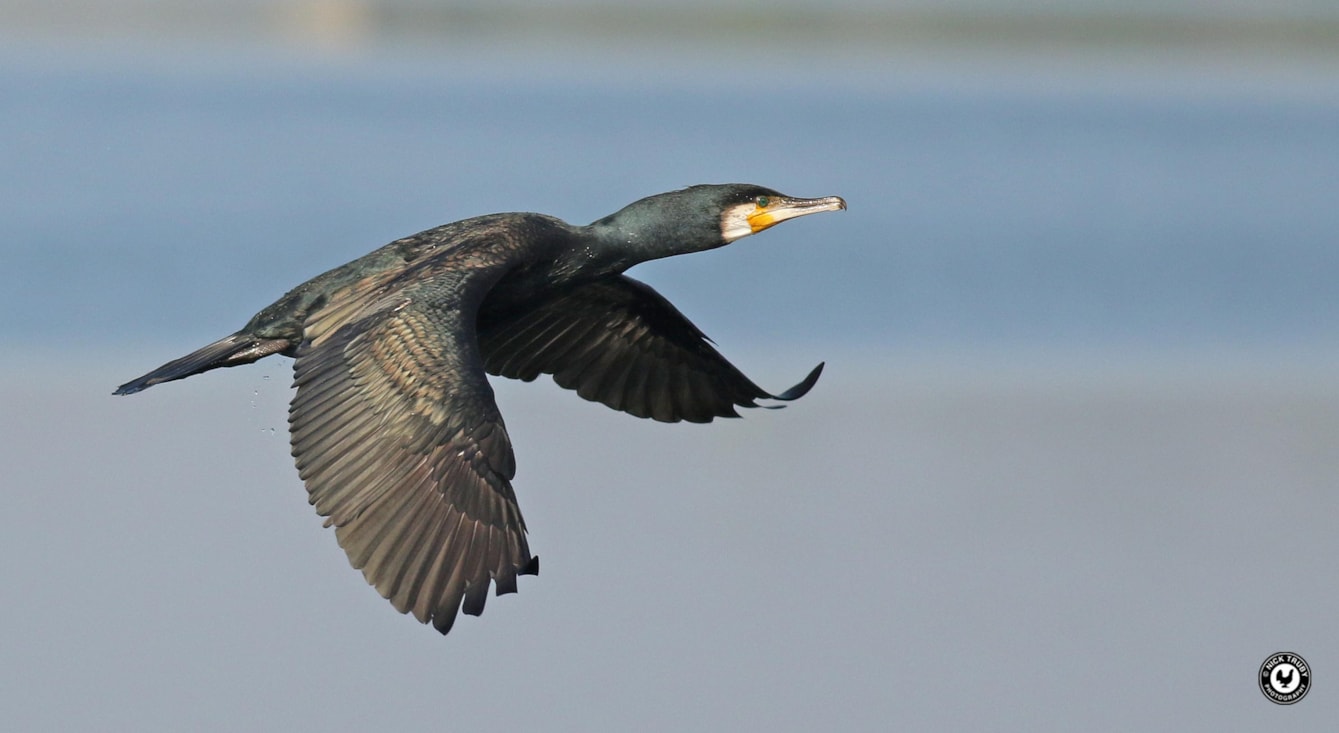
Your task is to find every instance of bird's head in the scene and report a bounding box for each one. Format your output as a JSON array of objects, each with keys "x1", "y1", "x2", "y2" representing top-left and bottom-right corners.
[
  {"x1": 588, "y1": 184, "x2": 846, "y2": 270},
  {"x1": 715, "y1": 185, "x2": 848, "y2": 244}
]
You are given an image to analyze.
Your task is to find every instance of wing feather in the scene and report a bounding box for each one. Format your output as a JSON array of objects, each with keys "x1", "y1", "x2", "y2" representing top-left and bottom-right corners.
[
  {"x1": 290, "y1": 282, "x2": 535, "y2": 635},
  {"x1": 479, "y1": 275, "x2": 822, "y2": 423}
]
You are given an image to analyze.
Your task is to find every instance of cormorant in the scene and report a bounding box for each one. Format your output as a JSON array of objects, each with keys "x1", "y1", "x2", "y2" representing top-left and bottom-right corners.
[{"x1": 115, "y1": 184, "x2": 846, "y2": 634}]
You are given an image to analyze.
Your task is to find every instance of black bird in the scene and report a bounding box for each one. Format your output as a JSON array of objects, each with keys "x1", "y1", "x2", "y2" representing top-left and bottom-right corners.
[
  {"x1": 115, "y1": 184, "x2": 845, "y2": 634},
  {"x1": 1276, "y1": 668, "x2": 1294, "y2": 688}
]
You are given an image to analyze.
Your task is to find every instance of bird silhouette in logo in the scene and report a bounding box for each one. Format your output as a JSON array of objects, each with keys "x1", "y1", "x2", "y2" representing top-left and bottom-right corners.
[{"x1": 1275, "y1": 668, "x2": 1295, "y2": 689}]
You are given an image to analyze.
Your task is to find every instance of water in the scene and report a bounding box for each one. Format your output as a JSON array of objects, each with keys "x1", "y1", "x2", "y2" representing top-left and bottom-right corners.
[{"x1": 3, "y1": 43, "x2": 1338, "y2": 359}]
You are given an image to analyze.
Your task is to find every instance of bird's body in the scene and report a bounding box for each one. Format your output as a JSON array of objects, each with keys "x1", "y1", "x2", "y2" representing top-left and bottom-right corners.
[{"x1": 116, "y1": 184, "x2": 845, "y2": 634}]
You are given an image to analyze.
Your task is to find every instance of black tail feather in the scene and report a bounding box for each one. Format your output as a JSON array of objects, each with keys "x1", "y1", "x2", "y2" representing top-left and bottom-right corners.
[{"x1": 113, "y1": 333, "x2": 291, "y2": 395}]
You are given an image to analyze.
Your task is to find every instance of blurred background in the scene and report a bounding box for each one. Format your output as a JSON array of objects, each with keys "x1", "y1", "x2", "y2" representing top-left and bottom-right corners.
[{"x1": 2, "y1": 1, "x2": 1336, "y2": 730}]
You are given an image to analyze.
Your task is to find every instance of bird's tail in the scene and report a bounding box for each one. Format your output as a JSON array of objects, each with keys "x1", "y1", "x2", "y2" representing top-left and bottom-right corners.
[{"x1": 113, "y1": 333, "x2": 292, "y2": 395}]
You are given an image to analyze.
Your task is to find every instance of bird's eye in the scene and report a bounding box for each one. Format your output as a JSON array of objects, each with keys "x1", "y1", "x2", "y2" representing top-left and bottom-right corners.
[{"x1": 756, "y1": 196, "x2": 771, "y2": 208}]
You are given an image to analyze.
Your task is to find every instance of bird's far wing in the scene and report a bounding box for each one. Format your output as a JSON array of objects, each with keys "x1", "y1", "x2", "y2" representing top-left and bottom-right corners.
[
  {"x1": 478, "y1": 275, "x2": 822, "y2": 423},
  {"x1": 290, "y1": 287, "x2": 535, "y2": 635}
]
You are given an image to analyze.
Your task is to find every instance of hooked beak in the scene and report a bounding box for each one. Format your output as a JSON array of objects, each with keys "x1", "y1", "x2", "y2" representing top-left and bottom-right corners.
[{"x1": 747, "y1": 195, "x2": 847, "y2": 234}]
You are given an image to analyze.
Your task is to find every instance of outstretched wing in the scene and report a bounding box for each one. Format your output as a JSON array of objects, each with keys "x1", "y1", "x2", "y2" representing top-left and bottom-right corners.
[
  {"x1": 289, "y1": 283, "x2": 535, "y2": 635},
  {"x1": 478, "y1": 275, "x2": 822, "y2": 423}
]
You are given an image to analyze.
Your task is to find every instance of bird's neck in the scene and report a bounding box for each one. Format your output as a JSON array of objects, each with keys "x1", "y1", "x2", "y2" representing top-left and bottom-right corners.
[
  {"x1": 574, "y1": 221, "x2": 650, "y2": 275},
  {"x1": 580, "y1": 218, "x2": 718, "y2": 276}
]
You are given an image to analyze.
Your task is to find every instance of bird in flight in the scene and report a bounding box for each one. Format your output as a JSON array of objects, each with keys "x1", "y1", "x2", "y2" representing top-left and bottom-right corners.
[{"x1": 115, "y1": 184, "x2": 845, "y2": 634}]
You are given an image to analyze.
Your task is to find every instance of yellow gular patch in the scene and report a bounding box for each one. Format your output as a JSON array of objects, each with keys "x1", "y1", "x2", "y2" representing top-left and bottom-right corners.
[{"x1": 747, "y1": 205, "x2": 777, "y2": 233}]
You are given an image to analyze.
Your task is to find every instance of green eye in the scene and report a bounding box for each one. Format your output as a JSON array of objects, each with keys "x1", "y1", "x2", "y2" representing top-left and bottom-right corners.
[{"x1": 756, "y1": 196, "x2": 770, "y2": 208}]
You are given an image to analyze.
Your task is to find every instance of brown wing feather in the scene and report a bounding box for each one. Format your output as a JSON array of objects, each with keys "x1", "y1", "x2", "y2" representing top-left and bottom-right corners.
[
  {"x1": 290, "y1": 289, "x2": 534, "y2": 635},
  {"x1": 478, "y1": 275, "x2": 822, "y2": 423}
]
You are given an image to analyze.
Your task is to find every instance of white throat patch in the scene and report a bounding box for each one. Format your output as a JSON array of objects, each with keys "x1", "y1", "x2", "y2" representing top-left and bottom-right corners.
[{"x1": 720, "y1": 202, "x2": 757, "y2": 243}]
